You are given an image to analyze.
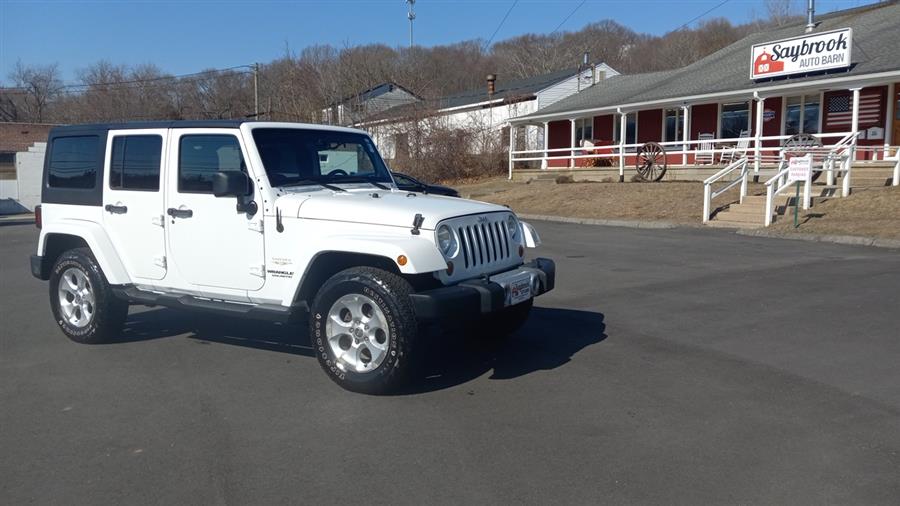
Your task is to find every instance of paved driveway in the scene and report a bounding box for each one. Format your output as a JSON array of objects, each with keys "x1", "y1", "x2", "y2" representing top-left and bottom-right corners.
[{"x1": 1, "y1": 221, "x2": 898, "y2": 504}]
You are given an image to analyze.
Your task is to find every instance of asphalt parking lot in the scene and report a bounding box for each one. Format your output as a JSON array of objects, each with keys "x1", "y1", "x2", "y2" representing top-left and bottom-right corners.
[{"x1": 2, "y1": 220, "x2": 899, "y2": 504}]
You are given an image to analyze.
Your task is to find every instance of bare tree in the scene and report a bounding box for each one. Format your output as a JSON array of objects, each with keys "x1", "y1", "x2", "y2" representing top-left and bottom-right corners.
[
  {"x1": 766, "y1": 0, "x2": 801, "y2": 26},
  {"x1": 8, "y1": 60, "x2": 63, "y2": 122}
]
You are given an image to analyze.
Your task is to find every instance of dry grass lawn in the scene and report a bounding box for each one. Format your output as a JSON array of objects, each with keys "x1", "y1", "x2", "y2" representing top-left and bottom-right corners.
[
  {"x1": 769, "y1": 186, "x2": 900, "y2": 239},
  {"x1": 457, "y1": 177, "x2": 900, "y2": 240},
  {"x1": 457, "y1": 178, "x2": 748, "y2": 224}
]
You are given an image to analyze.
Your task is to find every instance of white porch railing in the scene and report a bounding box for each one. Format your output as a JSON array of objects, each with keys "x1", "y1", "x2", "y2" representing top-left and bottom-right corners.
[
  {"x1": 509, "y1": 132, "x2": 858, "y2": 177},
  {"x1": 762, "y1": 133, "x2": 859, "y2": 226},
  {"x1": 763, "y1": 159, "x2": 806, "y2": 227},
  {"x1": 702, "y1": 157, "x2": 749, "y2": 223}
]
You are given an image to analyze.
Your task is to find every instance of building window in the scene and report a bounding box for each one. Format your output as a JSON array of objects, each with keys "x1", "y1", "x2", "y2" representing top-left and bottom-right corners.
[
  {"x1": 664, "y1": 108, "x2": 683, "y2": 143},
  {"x1": 613, "y1": 113, "x2": 637, "y2": 145},
  {"x1": 48, "y1": 136, "x2": 99, "y2": 189},
  {"x1": 110, "y1": 135, "x2": 162, "y2": 191},
  {"x1": 0, "y1": 152, "x2": 15, "y2": 180},
  {"x1": 785, "y1": 94, "x2": 820, "y2": 135},
  {"x1": 720, "y1": 102, "x2": 750, "y2": 139},
  {"x1": 179, "y1": 135, "x2": 246, "y2": 193},
  {"x1": 574, "y1": 118, "x2": 593, "y2": 143}
]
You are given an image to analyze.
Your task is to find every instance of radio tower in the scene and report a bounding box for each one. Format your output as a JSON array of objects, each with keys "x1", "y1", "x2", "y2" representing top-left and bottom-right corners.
[{"x1": 406, "y1": 0, "x2": 416, "y2": 49}]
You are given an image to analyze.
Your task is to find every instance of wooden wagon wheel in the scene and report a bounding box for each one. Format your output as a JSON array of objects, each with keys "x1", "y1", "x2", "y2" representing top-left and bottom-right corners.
[
  {"x1": 782, "y1": 133, "x2": 824, "y2": 181},
  {"x1": 635, "y1": 142, "x2": 667, "y2": 182}
]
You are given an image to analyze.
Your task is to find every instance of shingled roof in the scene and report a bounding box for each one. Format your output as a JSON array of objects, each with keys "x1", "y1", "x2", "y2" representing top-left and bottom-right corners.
[{"x1": 514, "y1": 1, "x2": 900, "y2": 123}]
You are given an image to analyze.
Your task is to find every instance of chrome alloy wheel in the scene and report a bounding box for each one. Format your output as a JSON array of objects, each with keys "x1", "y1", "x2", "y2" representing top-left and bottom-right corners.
[
  {"x1": 325, "y1": 293, "x2": 390, "y2": 373},
  {"x1": 57, "y1": 267, "x2": 95, "y2": 328}
]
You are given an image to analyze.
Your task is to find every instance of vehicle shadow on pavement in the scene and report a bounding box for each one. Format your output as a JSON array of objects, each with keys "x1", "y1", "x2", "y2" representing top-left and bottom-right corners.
[
  {"x1": 402, "y1": 306, "x2": 607, "y2": 394},
  {"x1": 114, "y1": 308, "x2": 315, "y2": 357},
  {"x1": 111, "y1": 306, "x2": 606, "y2": 393}
]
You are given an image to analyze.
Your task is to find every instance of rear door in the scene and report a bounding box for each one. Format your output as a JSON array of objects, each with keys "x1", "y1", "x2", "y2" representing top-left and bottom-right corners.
[
  {"x1": 165, "y1": 129, "x2": 265, "y2": 292},
  {"x1": 102, "y1": 129, "x2": 167, "y2": 281}
]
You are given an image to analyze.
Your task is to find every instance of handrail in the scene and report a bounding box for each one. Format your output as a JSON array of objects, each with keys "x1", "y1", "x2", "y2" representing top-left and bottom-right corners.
[
  {"x1": 763, "y1": 158, "x2": 816, "y2": 227},
  {"x1": 702, "y1": 157, "x2": 749, "y2": 223}
]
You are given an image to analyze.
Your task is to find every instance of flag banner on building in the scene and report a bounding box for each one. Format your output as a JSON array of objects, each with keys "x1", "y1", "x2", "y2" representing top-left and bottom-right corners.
[{"x1": 824, "y1": 91, "x2": 884, "y2": 128}]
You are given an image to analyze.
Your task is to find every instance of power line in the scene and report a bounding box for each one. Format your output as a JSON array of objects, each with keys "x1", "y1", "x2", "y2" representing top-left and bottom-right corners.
[
  {"x1": 673, "y1": 0, "x2": 732, "y2": 31},
  {"x1": 483, "y1": 0, "x2": 519, "y2": 51},
  {"x1": 551, "y1": 0, "x2": 586, "y2": 35}
]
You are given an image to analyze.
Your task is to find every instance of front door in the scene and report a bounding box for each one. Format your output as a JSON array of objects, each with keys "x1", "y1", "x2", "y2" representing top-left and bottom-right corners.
[
  {"x1": 165, "y1": 130, "x2": 265, "y2": 292},
  {"x1": 102, "y1": 129, "x2": 167, "y2": 281}
]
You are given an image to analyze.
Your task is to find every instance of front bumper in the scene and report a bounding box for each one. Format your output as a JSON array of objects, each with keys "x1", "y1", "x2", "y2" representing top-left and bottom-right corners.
[{"x1": 410, "y1": 257, "x2": 555, "y2": 321}]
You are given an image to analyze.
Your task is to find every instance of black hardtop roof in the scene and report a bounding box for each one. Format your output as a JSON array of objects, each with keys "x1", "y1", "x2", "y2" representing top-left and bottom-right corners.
[{"x1": 49, "y1": 119, "x2": 250, "y2": 134}]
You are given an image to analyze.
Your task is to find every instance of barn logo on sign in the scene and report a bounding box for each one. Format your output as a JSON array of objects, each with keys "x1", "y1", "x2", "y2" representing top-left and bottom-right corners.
[{"x1": 750, "y1": 28, "x2": 852, "y2": 80}]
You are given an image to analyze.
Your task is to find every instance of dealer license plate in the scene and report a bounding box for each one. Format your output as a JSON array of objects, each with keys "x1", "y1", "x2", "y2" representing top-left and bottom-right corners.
[{"x1": 508, "y1": 276, "x2": 532, "y2": 306}]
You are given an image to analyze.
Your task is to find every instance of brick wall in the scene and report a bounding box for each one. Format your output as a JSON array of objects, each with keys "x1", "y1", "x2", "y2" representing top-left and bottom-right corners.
[{"x1": 0, "y1": 123, "x2": 55, "y2": 153}]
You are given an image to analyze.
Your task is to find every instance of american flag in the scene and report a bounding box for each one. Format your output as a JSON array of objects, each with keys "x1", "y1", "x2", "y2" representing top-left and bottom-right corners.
[{"x1": 825, "y1": 92, "x2": 883, "y2": 128}]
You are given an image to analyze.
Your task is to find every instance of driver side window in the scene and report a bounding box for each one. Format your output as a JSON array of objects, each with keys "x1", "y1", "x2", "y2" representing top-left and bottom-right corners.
[{"x1": 179, "y1": 135, "x2": 246, "y2": 193}]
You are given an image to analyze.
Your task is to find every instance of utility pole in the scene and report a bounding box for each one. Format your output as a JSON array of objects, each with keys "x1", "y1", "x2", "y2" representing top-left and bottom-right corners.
[
  {"x1": 406, "y1": 0, "x2": 416, "y2": 49},
  {"x1": 253, "y1": 63, "x2": 260, "y2": 119}
]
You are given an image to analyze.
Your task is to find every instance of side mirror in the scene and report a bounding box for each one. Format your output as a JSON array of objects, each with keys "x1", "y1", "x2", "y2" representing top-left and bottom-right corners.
[{"x1": 212, "y1": 171, "x2": 252, "y2": 198}]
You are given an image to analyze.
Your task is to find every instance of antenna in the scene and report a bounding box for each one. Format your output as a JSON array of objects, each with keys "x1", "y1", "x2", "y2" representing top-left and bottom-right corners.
[{"x1": 406, "y1": 0, "x2": 416, "y2": 49}]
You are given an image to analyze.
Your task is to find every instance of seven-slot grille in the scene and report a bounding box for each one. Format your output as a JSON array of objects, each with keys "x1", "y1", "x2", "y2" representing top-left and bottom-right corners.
[{"x1": 456, "y1": 217, "x2": 512, "y2": 269}]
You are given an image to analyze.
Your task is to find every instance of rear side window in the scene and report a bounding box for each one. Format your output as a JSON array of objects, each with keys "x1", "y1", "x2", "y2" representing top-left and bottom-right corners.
[
  {"x1": 48, "y1": 136, "x2": 99, "y2": 189},
  {"x1": 178, "y1": 135, "x2": 246, "y2": 193},
  {"x1": 110, "y1": 135, "x2": 163, "y2": 191}
]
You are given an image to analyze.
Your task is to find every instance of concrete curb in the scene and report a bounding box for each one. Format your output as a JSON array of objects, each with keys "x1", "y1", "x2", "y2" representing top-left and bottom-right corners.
[
  {"x1": 517, "y1": 214, "x2": 686, "y2": 230},
  {"x1": 735, "y1": 229, "x2": 900, "y2": 249},
  {"x1": 517, "y1": 213, "x2": 900, "y2": 250}
]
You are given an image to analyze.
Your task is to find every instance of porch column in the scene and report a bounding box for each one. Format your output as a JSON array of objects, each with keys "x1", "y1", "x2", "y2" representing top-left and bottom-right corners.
[
  {"x1": 570, "y1": 119, "x2": 578, "y2": 168},
  {"x1": 542, "y1": 122, "x2": 549, "y2": 169},
  {"x1": 508, "y1": 125, "x2": 515, "y2": 180},
  {"x1": 618, "y1": 109, "x2": 626, "y2": 182},
  {"x1": 884, "y1": 83, "x2": 895, "y2": 160},
  {"x1": 754, "y1": 94, "x2": 764, "y2": 175},
  {"x1": 847, "y1": 87, "x2": 862, "y2": 196},
  {"x1": 681, "y1": 104, "x2": 690, "y2": 166}
]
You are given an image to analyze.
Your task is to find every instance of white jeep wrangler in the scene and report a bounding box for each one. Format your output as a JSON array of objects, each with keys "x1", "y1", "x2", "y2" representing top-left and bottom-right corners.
[{"x1": 31, "y1": 121, "x2": 555, "y2": 393}]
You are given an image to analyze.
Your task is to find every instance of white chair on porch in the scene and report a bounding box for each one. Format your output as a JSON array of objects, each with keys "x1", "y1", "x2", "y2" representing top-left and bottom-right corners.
[
  {"x1": 720, "y1": 129, "x2": 751, "y2": 164},
  {"x1": 695, "y1": 133, "x2": 715, "y2": 164}
]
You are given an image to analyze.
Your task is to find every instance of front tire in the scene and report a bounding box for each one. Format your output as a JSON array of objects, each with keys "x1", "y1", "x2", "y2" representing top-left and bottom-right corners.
[
  {"x1": 49, "y1": 248, "x2": 127, "y2": 344},
  {"x1": 309, "y1": 267, "x2": 417, "y2": 394}
]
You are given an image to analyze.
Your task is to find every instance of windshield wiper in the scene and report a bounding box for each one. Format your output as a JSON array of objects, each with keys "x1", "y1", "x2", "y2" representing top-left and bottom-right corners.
[
  {"x1": 333, "y1": 176, "x2": 390, "y2": 190},
  {"x1": 280, "y1": 179, "x2": 346, "y2": 192}
]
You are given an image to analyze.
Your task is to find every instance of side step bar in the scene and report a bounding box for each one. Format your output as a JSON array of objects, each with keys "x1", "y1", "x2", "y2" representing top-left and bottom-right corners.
[{"x1": 112, "y1": 286, "x2": 307, "y2": 323}]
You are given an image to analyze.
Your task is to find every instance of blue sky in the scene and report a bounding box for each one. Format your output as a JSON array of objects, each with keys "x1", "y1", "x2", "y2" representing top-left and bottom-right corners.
[{"x1": 0, "y1": 0, "x2": 869, "y2": 84}]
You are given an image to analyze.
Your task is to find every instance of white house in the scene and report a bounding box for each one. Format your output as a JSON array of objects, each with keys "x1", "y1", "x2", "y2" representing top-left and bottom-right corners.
[
  {"x1": 356, "y1": 62, "x2": 618, "y2": 161},
  {"x1": 322, "y1": 82, "x2": 420, "y2": 126}
]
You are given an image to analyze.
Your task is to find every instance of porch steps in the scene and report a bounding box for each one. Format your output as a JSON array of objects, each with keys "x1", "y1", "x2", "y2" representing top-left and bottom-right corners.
[{"x1": 707, "y1": 185, "x2": 841, "y2": 228}]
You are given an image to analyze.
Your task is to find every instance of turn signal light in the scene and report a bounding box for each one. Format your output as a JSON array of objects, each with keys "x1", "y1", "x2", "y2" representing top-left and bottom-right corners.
[
  {"x1": 397, "y1": 255, "x2": 408, "y2": 266},
  {"x1": 34, "y1": 205, "x2": 42, "y2": 229},
  {"x1": 446, "y1": 261, "x2": 454, "y2": 275},
  {"x1": 518, "y1": 245, "x2": 524, "y2": 257}
]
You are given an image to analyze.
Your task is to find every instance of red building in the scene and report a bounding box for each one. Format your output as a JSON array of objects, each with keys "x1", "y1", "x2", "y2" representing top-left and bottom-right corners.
[{"x1": 508, "y1": 2, "x2": 900, "y2": 183}]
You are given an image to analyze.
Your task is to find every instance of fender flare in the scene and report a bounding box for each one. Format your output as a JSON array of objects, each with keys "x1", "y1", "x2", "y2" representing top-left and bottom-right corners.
[
  {"x1": 38, "y1": 220, "x2": 131, "y2": 285},
  {"x1": 285, "y1": 234, "x2": 447, "y2": 305},
  {"x1": 315, "y1": 234, "x2": 447, "y2": 274}
]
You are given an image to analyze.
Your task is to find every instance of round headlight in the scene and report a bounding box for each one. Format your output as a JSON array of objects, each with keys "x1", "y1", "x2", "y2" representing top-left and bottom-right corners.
[
  {"x1": 506, "y1": 215, "x2": 519, "y2": 239},
  {"x1": 436, "y1": 225, "x2": 457, "y2": 257}
]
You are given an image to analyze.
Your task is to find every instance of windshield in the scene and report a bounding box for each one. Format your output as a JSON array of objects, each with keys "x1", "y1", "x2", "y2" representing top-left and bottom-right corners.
[{"x1": 251, "y1": 128, "x2": 393, "y2": 187}]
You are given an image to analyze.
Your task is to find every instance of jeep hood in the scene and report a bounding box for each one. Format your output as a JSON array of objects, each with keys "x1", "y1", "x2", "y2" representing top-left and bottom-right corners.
[{"x1": 274, "y1": 189, "x2": 508, "y2": 230}]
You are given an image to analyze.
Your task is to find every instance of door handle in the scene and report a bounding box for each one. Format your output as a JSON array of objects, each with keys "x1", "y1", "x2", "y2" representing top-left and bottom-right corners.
[
  {"x1": 167, "y1": 207, "x2": 194, "y2": 219},
  {"x1": 104, "y1": 204, "x2": 128, "y2": 214}
]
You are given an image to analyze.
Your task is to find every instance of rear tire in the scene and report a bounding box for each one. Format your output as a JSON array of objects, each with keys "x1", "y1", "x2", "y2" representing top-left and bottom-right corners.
[
  {"x1": 49, "y1": 248, "x2": 127, "y2": 344},
  {"x1": 309, "y1": 267, "x2": 417, "y2": 394}
]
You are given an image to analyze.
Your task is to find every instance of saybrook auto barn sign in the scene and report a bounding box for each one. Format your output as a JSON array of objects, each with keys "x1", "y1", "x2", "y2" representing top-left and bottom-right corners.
[{"x1": 751, "y1": 28, "x2": 852, "y2": 79}]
